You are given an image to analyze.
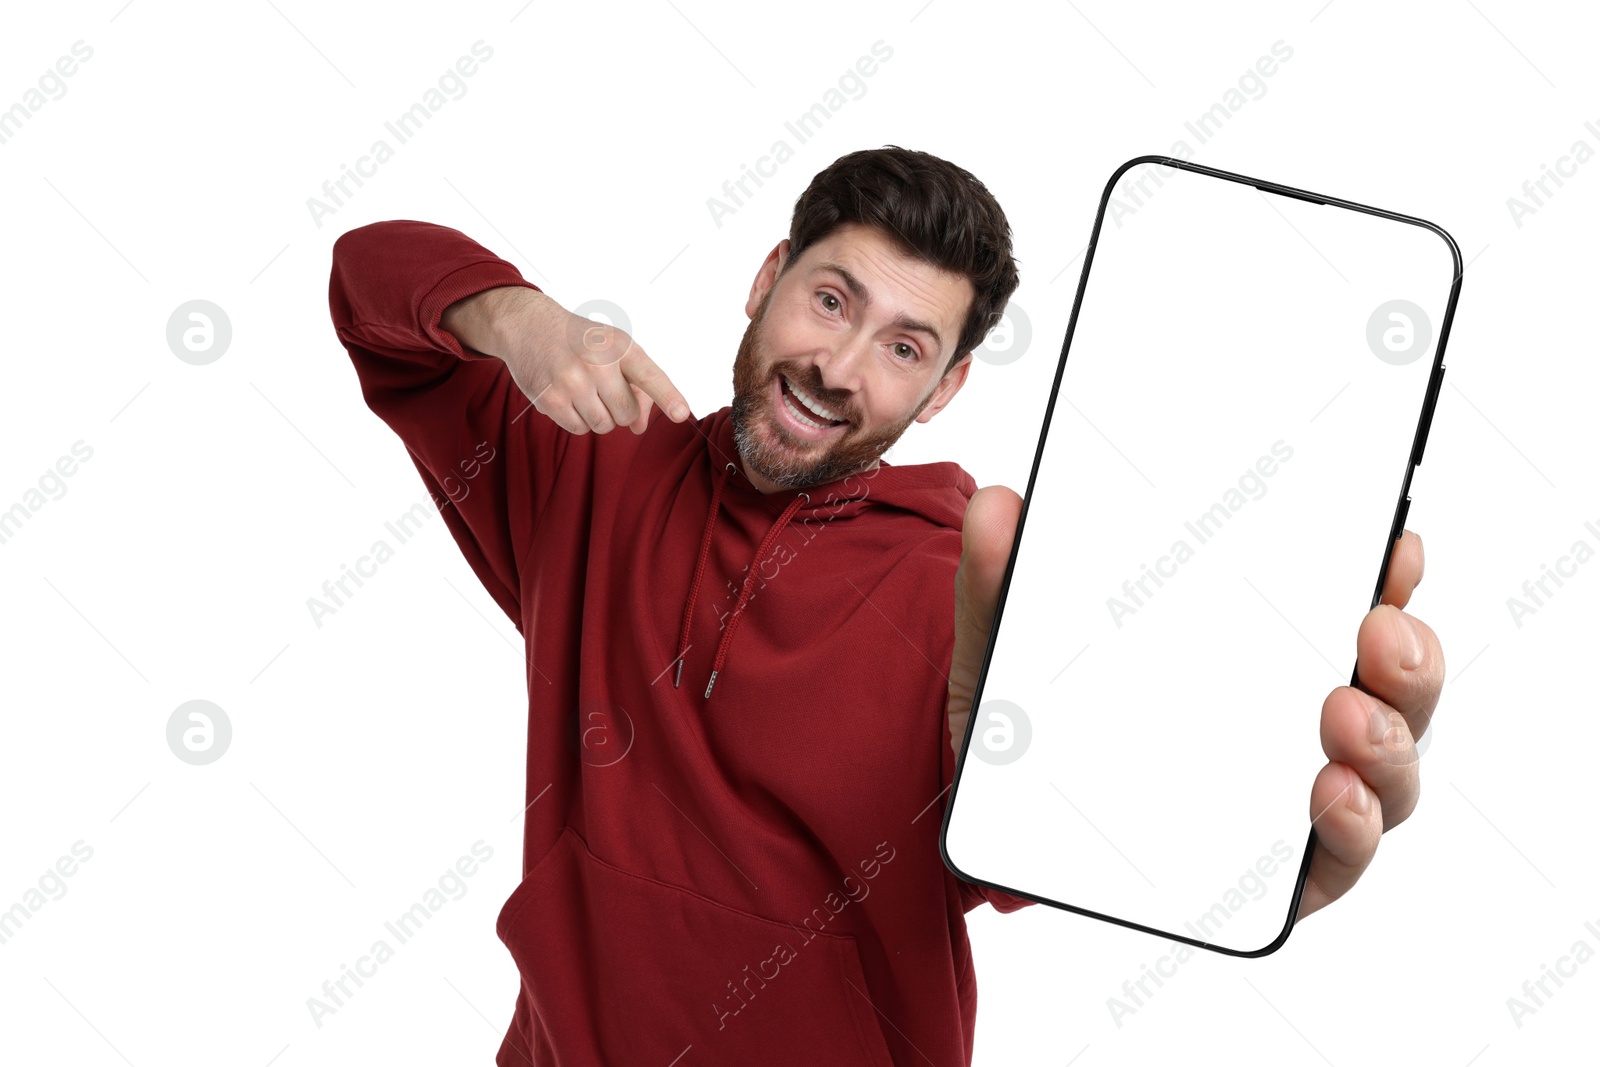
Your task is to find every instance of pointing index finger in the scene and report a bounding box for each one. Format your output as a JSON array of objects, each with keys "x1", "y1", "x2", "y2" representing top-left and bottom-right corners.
[{"x1": 621, "y1": 345, "x2": 692, "y2": 422}]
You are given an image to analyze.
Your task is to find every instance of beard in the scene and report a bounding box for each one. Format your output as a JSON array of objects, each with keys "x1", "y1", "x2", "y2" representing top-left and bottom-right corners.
[{"x1": 729, "y1": 292, "x2": 936, "y2": 490}]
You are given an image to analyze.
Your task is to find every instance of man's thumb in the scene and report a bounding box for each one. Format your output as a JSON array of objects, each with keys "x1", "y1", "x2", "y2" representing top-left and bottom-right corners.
[{"x1": 960, "y1": 485, "x2": 1024, "y2": 607}]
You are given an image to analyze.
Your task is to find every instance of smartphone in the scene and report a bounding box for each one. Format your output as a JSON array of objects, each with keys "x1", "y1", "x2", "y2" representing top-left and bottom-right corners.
[{"x1": 940, "y1": 156, "x2": 1461, "y2": 955}]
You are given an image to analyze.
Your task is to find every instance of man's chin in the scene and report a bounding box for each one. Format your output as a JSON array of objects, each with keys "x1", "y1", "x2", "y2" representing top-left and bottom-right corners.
[
  {"x1": 775, "y1": 431, "x2": 888, "y2": 489},
  {"x1": 749, "y1": 417, "x2": 827, "y2": 482},
  {"x1": 729, "y1": 409, "x2": 807, "y2": 480}
]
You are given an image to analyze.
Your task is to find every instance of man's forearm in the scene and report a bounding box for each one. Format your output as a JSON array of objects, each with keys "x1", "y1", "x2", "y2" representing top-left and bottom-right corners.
[{"x1": 441, "y1": 284, "x2": 549, "y2": 360}]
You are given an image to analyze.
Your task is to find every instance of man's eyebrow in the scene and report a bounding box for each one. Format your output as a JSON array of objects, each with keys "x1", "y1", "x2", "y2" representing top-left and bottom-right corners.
[{"x1": 811, "y1": 261, "x2": 945, "y2": 360}]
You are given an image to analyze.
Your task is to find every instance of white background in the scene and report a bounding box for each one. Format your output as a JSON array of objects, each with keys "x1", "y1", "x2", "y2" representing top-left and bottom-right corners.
[{"x1": 0, "y1": 1, "x2": 1594, "y2": 1064}]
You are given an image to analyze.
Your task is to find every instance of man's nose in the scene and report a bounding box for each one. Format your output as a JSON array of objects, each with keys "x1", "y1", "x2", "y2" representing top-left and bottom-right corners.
[{"x1": 812, "y1": 331, "x2": 873, "y2": 395}]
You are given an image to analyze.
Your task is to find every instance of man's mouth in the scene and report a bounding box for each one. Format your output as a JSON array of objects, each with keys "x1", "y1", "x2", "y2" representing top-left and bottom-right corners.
[{"x1": 774, "y1": 374, "x2": 848, "y2": 437}]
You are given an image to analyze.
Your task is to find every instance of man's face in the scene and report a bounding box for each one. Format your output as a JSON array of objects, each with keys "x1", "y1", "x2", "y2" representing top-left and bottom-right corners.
[{"x1": 729, "y1": 221, "x2": 975, "y2": 493}]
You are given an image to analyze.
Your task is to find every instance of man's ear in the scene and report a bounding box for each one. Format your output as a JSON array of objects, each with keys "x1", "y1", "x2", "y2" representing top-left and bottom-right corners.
[
  {"x1": 915, "y1": 353, "x2": 974, "y2": 424},
  {"x1": 746, "y1": 239, "x2": 790, "y2": 319}
]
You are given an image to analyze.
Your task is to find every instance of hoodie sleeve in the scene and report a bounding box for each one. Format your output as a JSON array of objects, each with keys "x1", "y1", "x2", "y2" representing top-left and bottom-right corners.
[
  {"x1": 328, "y1": 219, "x2": 571, "y2": 635},
  {"x1": 957, "y1": 880, "x2": 1039, "y2": 914}
]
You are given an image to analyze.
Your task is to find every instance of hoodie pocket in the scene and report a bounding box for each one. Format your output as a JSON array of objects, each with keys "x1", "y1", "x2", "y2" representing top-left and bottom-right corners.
[{"x1": 496, "y1": 826, "x2": 897, "y2": 1067}]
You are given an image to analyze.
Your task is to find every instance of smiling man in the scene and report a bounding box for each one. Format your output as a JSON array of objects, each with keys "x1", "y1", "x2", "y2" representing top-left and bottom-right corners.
[
  {"x1": 728, "y1": 219, "x2": 975, "y2": 494},
  {"x1": 327, "y1": 145, "x2": 1442, "y2": 1066}
]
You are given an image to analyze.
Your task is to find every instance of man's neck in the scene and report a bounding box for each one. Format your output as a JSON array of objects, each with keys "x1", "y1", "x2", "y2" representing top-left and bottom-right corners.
[{"x1": 741, "y1": 461, "x2": 786, "y2": 495}]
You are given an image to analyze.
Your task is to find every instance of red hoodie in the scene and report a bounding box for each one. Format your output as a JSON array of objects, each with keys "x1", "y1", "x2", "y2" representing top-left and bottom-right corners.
[{"x1": 327, "y1": 220, "x2": 1035, "y2": 1067}]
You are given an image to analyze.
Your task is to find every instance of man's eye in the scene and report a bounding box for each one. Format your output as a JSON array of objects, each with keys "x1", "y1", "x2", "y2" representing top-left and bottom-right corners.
[
  {"x1": 819, "y1": 292, "x2": 840, "y2": 312},
  {"x1": 894, "y1": 342, "x2": 919, "y2": 361}
]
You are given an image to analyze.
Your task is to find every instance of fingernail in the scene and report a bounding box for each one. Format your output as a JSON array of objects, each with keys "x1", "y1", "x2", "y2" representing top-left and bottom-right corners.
[
  {"x1": 1365, "y1": 694, "x2": 1390, "y2": 746},
  {"x1": 671, "y1": 403, "x2": 689, "y2": 421},
  {"x1": 1396, "y1": 612, "x2": 1424, "y2": 670},
  {"x1": 1346, "y1": 770, "x2": 1371, "y2": 814}
]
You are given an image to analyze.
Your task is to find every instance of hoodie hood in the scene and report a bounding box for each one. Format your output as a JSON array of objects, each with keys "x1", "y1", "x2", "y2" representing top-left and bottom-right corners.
[{"x1": 673, "y1": 407, "x2": 977, "y2": 699}]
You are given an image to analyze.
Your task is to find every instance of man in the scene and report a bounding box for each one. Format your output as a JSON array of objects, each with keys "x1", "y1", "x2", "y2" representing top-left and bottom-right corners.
[{"x1": 326, "y1": 145, "x2": 1442, "y2": 1065}]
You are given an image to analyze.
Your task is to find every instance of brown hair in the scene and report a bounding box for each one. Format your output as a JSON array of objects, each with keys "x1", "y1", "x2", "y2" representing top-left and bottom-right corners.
[{"x1": 781, "y1": 145, "x2": 1021, "y2": 375}]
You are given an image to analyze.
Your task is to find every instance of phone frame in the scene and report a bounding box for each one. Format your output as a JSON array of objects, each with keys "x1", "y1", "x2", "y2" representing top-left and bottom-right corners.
[{"x1": 938, "y1": 154, "x2": 1463, "y2": 956}]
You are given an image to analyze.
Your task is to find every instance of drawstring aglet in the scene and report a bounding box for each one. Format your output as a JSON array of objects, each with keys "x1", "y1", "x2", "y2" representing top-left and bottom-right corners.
[
  {"x1": 673, "y1": 659, "x2": 684, "y2": 688},
  {"x1": 704, "y1": 670, "x2": 719, "y2": 699}
]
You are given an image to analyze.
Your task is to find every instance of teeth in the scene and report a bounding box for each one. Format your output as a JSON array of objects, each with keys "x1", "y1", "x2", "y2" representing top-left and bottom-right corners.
[
  {"x1": 783, "y1": 390, "x2": 831, "y2": 430},
  {"x1": 784, "y1": 376, "x2": 842, "y2": 423}
]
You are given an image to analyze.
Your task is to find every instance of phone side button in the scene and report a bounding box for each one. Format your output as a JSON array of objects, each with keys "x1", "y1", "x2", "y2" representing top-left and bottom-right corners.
[
  {"x1": 1413, "y1": 365, "x2": 1445, "y2": 467},
  {"x1": 1392, "y1": 495, "x2": 1411, "y2": 542}
]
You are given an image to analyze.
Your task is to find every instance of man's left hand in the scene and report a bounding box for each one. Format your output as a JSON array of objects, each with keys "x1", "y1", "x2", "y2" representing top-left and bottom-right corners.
[{"x1": 1296, "y1": 526, "x2": 1441, "y2": 919}]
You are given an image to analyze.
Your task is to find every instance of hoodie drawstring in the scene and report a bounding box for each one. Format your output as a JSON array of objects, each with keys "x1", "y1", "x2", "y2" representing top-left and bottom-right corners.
[
  {"x1": 673, "y1": 460, "x2": 809, "y2": 700},
  {"x1": 674, "y1": 462, "x2": 735, "y2": 691}
]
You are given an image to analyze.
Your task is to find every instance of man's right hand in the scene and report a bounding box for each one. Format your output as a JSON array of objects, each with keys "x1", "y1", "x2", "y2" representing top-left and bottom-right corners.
[{"x1": 441, "y1": 285, "x2": 693, "y2": 435}]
